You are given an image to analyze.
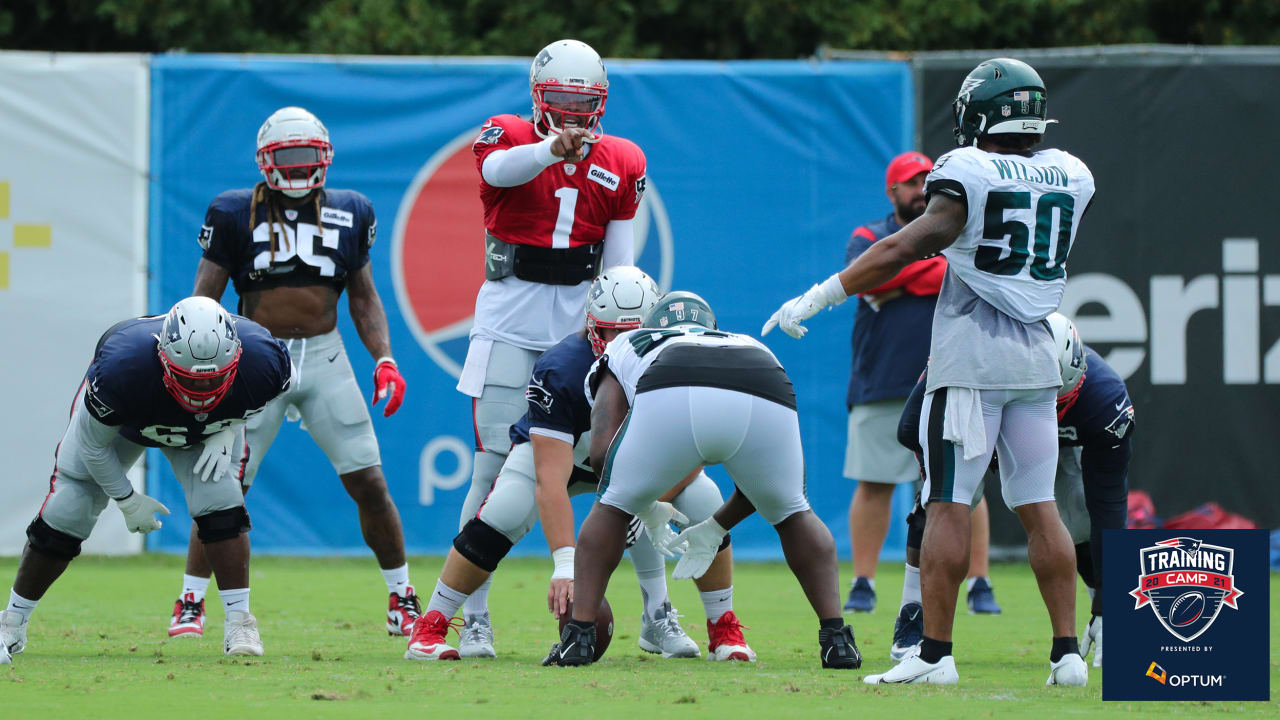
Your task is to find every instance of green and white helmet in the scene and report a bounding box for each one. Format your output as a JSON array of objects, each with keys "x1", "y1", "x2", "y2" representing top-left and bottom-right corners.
[
  {"x1": 642, "y1": 290, "x2": 716, "y2": 331},
  {"x1": 952, "y1": 58, "x2": 1056, "y2": 147}
]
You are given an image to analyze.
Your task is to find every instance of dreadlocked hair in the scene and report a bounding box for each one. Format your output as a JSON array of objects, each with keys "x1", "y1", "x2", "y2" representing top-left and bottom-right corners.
[{"x1": 248, "y1": 182, "x2": 326, "y2": 262}]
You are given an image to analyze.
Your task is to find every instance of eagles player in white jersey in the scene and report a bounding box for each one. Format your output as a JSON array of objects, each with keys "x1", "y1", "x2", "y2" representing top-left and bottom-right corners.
[{"x1": 764, "y1": 58, "x2": 1095, "y2": 687}]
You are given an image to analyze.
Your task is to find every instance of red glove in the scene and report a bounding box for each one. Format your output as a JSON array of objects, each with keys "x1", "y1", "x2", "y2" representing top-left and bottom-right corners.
[{"x1": 371, "y1": 357, "x2": 406, "y2": 417}]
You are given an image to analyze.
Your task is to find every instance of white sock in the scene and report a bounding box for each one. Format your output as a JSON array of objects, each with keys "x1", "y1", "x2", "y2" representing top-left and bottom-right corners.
[
  {"x1": 182, "y1": 574, "x2": 211, "y2": 603},
  {"x1": 220, "y1": 587, "x2": 250, "y2": 615},
  {"x1": 7, "y1": 589, "x2": 38, "y2": 622},
  {"x1": 636, "y1": 571, "x2": 668, "y2": 619},
  {"x1": 428, "y1": 580, "x2": 469, "y2": 619},
  {"x1": 700, "y1": 586, "x2": 733, "y2": 624},
  {"x1": 900, "y1": 564, "x2": 921, "y2": 609},
  {"x1": 462, "y1": 577, "x2": 490, "y2": 620},
  {"x1": 381, "y1": 563, "x2": 411, "y2": 597}
]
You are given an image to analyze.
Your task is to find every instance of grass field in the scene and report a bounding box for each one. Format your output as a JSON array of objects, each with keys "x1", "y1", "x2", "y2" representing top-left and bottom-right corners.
[{"x1": 0, "y1": 554, "x2": 1275, "y2": 717}]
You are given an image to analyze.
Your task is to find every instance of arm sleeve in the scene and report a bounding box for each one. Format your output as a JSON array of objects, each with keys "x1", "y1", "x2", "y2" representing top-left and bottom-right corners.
[
  {"x1": 72, "y1": 408, "x2": 135, "y2": 500},
  {"x1": 199, "y1": 202, "x2": 244, "y2": 271},
  {"x1": 480, "y1": 139, "x2": 560, "y2": 187},
  {"x1": 601, "y1": 219, "x2": 635, "y2": 268}
]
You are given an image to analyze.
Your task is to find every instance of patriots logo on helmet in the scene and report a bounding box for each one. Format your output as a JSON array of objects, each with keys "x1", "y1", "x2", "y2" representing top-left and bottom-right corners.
[
  {"x1": 1130, "y1": 536, "x2": 1242, "y2": 642},
  {"x1": 533, "y1": 49, "x2": 553, "y2": 74}
]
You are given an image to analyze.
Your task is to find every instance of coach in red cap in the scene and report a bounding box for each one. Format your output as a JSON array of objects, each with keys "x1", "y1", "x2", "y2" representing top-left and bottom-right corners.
[{"x1": 838, "y1": 151, "x2": 1002, "y2": 619}]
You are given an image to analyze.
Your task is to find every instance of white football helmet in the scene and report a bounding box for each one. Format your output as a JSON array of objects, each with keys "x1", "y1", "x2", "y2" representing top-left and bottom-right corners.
[
  {"x1": 1047, "y1": 312, "x2": 1086, "y2": 398},
  {"x1": 256, "y1": 106, "x2": 334, "y2": 198},
  {"x1": 157, "y1": 297, "x2": 243, "y2": 413},
  {"x1": 585, "y1": 266, "x2": 661, "y2": 355},
  {"x1": 530, "y1": 39, "x2": 608, "y2": 139}
]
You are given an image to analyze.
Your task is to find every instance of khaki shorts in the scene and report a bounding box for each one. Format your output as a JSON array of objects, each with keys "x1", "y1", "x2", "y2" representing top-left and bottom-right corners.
[{"x1": 843, "y1": 399, "x2": 919, "y2": 484}]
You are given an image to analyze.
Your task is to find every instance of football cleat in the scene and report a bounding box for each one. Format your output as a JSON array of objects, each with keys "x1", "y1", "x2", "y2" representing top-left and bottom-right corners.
[
  {"x1": 706, "y1": 611, "x2": 756, "y2": 662},
  {"x1": 458, "y1": 612, "x2": 497, "y2": 659},
  {"x1": 890, "y1": 602, "x2": 924, "y2": 661},
  {"x1": 1080, "y1": 615, "x2": 1102, "y2": 668},
  {"x1": 387, "y1": 586, "x2": 422, "y2": 637},
  {"x1": 224, "y1": 610, "x2": 264, "y2": 657},
  {"x1": 843, "y1": 577, "x2": 876, "y2": 613},
  {"x1": 0, "y1": 609, "x2": 28, "y2": 663},
  {"x1": 404, "y1": 610, "x2": 461, "y2": 661},
  {"x1": 168, "y1": 593, "x2": 205, "y2": 638},
  {"x1": 550, "y1": 621, "x2": 596, "y2": 666},
  {"x1": 1047, "y1": 652, "x2": 1089, "y2": 686},
  {"x1": 967, "y1": 578, "x2": 1002, "y2": 615},
  {"x1": 638, "y1": 602, "x2": 700, "y2": 658},
  {"x1": 864, "y1": 654, "x2": 959, "y2": 685},
  {"x1": 819, "y1": 624, "x2": 863, "y2": 669}
]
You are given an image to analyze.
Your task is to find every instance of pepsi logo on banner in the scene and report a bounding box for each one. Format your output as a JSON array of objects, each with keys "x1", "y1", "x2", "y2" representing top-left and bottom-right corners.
[
  {"x1": 390, "y1": 127, "x2": 675, "y2": 380},
  {"x1": 1103, "y1": 529, "x2": 1269, "y2": 701}
]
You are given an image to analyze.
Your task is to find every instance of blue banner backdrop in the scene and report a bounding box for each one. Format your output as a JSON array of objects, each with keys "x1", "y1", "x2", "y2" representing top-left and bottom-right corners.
[{"x1": 147, "y1": 54, "x2": 915, "y2": 560}]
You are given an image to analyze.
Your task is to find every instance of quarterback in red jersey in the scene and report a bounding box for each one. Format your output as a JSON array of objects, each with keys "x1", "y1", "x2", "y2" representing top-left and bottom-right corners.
[{"x1": 448, "y1": 39, "x2": 647, "y2": 658}]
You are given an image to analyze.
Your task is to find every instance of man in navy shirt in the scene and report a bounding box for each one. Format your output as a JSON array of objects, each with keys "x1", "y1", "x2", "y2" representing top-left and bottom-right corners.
[
  {"x1": 837, "y1": 152, "x2": 1000, "y2": 614},
  {"x1": 0, "y1": 298, "x2": 292, "y2": 664},
  {"x1": 888, "y1": 313, "x2": 1133, "y2": 667}
]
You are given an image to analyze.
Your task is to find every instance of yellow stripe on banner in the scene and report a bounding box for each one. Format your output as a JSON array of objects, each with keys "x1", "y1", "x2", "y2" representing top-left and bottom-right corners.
[
  {"x1": 14, "y1": 224, "x2": 51, "y2": 248},
  {"x1": 0, "y1": 181, "x2": 9, "y2": 219},
  {"x1": 0, "y1": 251, "x2": 9, "y2": 290}
]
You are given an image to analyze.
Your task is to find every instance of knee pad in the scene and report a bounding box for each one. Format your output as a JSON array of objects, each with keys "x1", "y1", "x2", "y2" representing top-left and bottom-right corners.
[
  {"x1": 905, "y1": 502, "x2": 926, "y2": 553},
  {"x1": 195, "y1": 506, "x2": 251, "y2": 543},
  {"x1": 26, "y1": 516, "x2": 84, "y2": 561},
  {"x1": 453, "y1": 518, "x2": 514, "y2": 572}
]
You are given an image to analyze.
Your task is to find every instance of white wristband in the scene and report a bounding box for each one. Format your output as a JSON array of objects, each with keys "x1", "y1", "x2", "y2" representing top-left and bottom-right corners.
[
  {"x1": 375, "y1": 356, "x2": 396, "y2": 367},
  {"x1": 820, "y1": 273, "x2": 849, "y2": 306},
  {"x1": 551, "y1": 546, "x2": 575, "y2": 580}
]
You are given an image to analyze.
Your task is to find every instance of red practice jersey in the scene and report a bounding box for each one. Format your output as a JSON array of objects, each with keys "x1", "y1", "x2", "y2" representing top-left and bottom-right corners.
[{"x1": 473, "y1": 114, "x2": 647, "y2": 249}]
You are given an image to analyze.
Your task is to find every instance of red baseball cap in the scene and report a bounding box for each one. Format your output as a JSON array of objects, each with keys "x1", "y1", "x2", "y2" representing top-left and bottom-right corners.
[{"x1": 885, "y1": 151, "x2": 933, "y2": 187}]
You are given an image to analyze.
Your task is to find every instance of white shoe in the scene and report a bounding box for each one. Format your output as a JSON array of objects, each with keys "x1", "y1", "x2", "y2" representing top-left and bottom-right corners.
[
  {"x1": 224, "y1": 610, "x2": 264, "y2": 657},
  {"x1": 0, "y1": 609, "x2": 28, "y2": 660},
  {"x1": 1047, "y1": 653, "x2": 1088, "y2": 686},
  {"x1": 458, "y1": 613, "x2": 496, "y2": 659},
  {"x1": 864, "y1": 654, "x2": 959, "y2": 685},
  {"x1": 1080, "y1": 616, "x2": 1102, "y2": 668},
  {"x1": 639, "y1": 602, "x2": 700, "y2": 658}
]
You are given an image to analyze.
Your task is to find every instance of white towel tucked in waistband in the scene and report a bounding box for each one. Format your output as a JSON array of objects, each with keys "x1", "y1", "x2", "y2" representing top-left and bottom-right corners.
[
  {"x1": 942, "y1": 387, "x2": 987, "y2": 461},
  {"x1": 456, "y1": 336, "x2": 493, "y2": 398}
]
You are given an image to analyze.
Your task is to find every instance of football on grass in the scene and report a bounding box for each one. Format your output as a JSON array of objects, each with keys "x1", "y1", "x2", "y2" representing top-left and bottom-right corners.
[{"x1": 558, "y1": 597, "x2": 614, "y2": 660}]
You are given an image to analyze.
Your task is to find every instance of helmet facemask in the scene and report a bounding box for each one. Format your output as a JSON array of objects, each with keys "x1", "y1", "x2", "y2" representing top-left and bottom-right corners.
[
  {"x1": 584, "y1": 266, "x2": 661, "y2": 356},
  {"x1": 159, "y1": 346, "x2": 242, "y2": 412},
  {"x1": 256, "y1": 139, "x2": 333, "y2": 198},
  {"x1": 157, "y1": 298, "x2": 244, "y2": 413},
  {"x1": 586, "y1": 313, "x2": 641, "y2": 356},
  {"x1": 533, "y1": 83, "x2": 607, "y2": 138}
]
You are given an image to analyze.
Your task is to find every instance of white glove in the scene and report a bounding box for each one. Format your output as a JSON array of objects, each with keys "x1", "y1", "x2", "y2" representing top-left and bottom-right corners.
[
  {"x1": 761, "y1": 274, "x2": 848, "y2": 339},
  {"x1": 116, "y1": 490, "x2": 171, "y2": 534},
  {"x1": 671, "y1": 517, "x2": 729, "y2": 580},
  {"x1": 634, "y1": 501, "x2": 689, "y2": 558},
  {"x1": 193, "y1": 427, "x2": 236, "y2": 483}
]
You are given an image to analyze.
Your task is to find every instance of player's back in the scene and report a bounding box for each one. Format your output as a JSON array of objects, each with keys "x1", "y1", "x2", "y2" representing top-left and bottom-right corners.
[{"x1": 1059, "y1": 346, "x2": 1134, "y2": 447}]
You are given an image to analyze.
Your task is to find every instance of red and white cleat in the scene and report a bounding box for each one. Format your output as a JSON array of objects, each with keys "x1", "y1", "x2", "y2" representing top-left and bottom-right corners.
[
  {"x1": 706, "y1": 611, "x2": 757, "y2": 662},
  {"x1": 404, "y1": 610, "x2": 462, "y2": 661},
  {"x1": 387, "y1": 586, "x2": 422, "y2": 637},
  {"x1": 168, "y1": 593, "x2": 205, "y2": 639}
]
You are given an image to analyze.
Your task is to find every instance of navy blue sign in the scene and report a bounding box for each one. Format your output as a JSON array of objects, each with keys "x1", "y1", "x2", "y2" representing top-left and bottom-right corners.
[{"x1": 1103, "y1": 529, "x2": 1269, "y2": 701}]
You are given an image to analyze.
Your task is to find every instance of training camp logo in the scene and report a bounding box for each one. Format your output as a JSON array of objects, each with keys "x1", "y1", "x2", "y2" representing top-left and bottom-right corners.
[{"x1": 1129, "y1": 536, "x2": 1242, "y2": 643}]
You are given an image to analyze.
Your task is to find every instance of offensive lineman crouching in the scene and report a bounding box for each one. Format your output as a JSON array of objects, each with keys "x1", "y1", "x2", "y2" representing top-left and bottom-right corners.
[{"x1": 0, "y1": 298, "x2": 292, "y2": 663}]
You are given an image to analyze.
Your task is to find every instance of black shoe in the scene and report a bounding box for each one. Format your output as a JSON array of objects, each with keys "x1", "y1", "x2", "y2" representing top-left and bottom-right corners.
[
  {"x1": 843, "y1": 577, "x2": 876, "y2": 613},
  {"x1": 550, "y1": 622, "x2": 596, "y2": 666},
  {"x1": 819, "y1": 624, "x2": 863, "y2": 669}
]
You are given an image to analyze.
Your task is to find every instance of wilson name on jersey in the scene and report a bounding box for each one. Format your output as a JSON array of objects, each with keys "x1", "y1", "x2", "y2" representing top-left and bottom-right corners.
[
  {"x1": 473, "y1": 115, "x2": 646, "y2": 249},
  {"x1": 83, "y1": 316, "x2": 292, "y2": 449},
  {"x1": 925, "y1": 146, "x2": 1095, "y2": 323},
  {"x1": 199, "y1": 188, "x2": 376, "y2": 295}
]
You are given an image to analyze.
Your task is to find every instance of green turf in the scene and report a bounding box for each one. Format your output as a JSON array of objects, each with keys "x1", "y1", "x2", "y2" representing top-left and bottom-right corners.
[{"x1": 0, "y1": 555, "x2": 1274, "y2": 717}]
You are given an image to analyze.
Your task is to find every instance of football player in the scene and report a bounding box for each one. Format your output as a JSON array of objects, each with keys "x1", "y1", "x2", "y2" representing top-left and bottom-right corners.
[
  {"x1": 1, "y1": 298, "x2": 291, "y2": 664},
  {"x1": 889, "y1": 313, "x2": 1133, "y2": 667},
  {"x1": 455, "y1": 39, "x2": 648, "y2": 638},
  {"x1": 550, "y1": 292, "x2": 862, "y2": 669},
  {"x1": 170, "y1": 106, "x2": 415, "y2": 639},
  {"x1": 407, "y1": 268, "x2": 755, "y2": 662},
  {"x1": 764, "y1": 58, "x2": 1095, "y2": 686}
]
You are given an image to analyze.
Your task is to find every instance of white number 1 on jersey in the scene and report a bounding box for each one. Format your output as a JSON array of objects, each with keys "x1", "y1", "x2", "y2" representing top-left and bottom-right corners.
[{"x1": 552, "y1": 187, "x2": 578, "y2": 249}]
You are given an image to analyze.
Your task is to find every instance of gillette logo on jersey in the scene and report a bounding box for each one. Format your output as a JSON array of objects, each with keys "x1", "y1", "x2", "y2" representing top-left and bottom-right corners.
[
  {"x1": 1102, "y1": 529, "x2": 1268, "y2": 701},
  {"x1": 1129, "y1": 537, "x2": 1240, "y2": 642}
]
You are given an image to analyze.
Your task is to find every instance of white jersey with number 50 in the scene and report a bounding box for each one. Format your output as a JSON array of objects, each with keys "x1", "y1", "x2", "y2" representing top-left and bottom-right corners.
[{"x1": 925, "y1": 146, "x2": 1095, "y2": 323}]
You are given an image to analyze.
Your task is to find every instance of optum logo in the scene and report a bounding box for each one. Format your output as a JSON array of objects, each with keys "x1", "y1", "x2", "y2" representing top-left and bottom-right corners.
[{"x1": 1146, "y1": 661, "x2": 1225, "y2": 687}]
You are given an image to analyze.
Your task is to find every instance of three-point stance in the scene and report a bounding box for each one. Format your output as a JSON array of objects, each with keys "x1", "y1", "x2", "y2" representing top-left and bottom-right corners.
[
  {"x1": 2, "y1": 298, "x2": 291, "y2": 664},
  {"x1": 551, "y1": 292, "x2": 861, "y2": 669},
  {"x1": 171, "y1": 106, "x2": 415, "y2": 639}
]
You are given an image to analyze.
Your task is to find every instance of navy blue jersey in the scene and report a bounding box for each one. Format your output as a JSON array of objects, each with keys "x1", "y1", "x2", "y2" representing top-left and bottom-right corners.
[
  {"x1": 83, "y1": 315, "x2": 292, "y2": 449},
  {"x1": 510, "y1": 332, "x2": 596, "y2": 448},
  {"x1": 198, "y1": 188, "x2": 376, "y2": 296},
  {"x1": 1058, "y1": 347, "x2": 1134, "y2": 448}
]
